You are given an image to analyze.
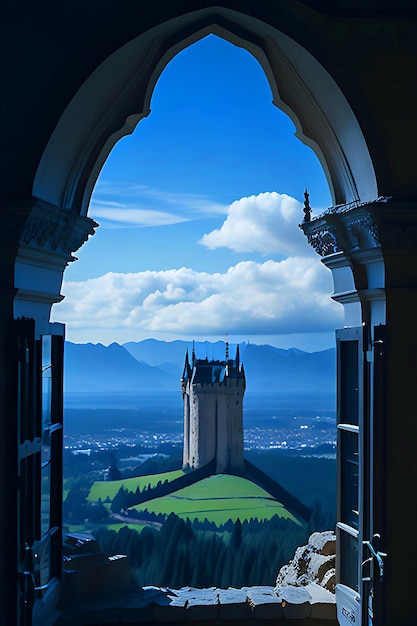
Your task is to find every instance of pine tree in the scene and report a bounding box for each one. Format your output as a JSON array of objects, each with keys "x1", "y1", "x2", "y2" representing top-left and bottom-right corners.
[
  {"x1": 231, "y1": 519, "x2": 242, "y2": 551},
  {"x1": 111, "y1": 486, "x2": 127, "y2": 512}
]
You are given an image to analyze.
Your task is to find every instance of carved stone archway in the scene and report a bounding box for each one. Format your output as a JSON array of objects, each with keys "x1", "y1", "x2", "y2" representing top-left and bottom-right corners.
[
  {"x1": 33, "y1": 8, "x2": 377, "y2": 218},
  {"x1": 2, "y1": 4, "x2": 417, "y2": 626},
  {"x1": 24, "y1": 7, "x2": 379, "y2": 333}
]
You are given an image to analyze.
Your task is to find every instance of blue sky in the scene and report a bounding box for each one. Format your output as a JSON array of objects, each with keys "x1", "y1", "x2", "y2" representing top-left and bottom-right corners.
[{"x1": 52, "y1": 35, "x2": 342, "y2": 350}]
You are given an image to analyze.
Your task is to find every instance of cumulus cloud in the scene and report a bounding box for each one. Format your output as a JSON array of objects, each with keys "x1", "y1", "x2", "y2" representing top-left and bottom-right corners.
[
  {"x1": 199, "y1": 192, "x2": 311, "y2": 256},
  {"x1": 52, "y1": 259, "x2": 342, "y2": 337}
]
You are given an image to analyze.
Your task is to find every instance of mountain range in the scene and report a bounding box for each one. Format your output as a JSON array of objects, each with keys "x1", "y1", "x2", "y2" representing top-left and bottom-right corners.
[{"x1": 64, "y1": 339, "x2": 336, "y2": 393}]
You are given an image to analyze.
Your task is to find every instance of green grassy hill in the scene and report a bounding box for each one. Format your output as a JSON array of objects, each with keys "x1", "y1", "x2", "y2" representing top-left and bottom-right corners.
[
  {"x1": 87, "y1": 469, "x2": 186, "y2": 502},
  {"x1": 130, "y1": 474, "x2": 300, "y2": 525},
  {"x1": 85, "y1": 470, "x2": 302, "y2": 528}
]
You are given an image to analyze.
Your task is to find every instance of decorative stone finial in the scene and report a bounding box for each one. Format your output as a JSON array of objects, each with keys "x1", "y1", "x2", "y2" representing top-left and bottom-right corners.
[{"x1": 303, "y1": 189, "x2": 311, "y2": 222}]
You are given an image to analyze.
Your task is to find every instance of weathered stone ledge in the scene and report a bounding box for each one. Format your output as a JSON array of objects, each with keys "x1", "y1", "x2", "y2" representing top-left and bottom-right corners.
[{"x1": 58, "y1": 583, "x2": 337, "y2": 625}]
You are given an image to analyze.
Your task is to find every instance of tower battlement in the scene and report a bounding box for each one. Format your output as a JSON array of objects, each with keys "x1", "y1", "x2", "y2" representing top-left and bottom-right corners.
[{"x1": 181, "y1": 345, "x2": 245, "y2": 473}]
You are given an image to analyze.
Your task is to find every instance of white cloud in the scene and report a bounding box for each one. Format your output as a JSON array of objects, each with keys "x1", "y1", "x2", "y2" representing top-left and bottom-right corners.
[
  {"x1": 52, "y1": 258, "x2": 342, "y2": 338},
  {"x1": 89, "y1": 180, "x2": 228, "y2": 227},
  {"x1": 200, "y1": 192, "x2": 311, "y2": 256},
  {"x1": 90, "y1": 206, "x2": 188, "y2": 227}
]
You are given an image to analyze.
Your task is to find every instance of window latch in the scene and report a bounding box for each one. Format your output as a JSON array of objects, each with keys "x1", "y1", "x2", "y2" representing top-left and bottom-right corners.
[
  {"x1": 363, "y1": 533, "x2": 387, "y2": 582},
  {"x1": 372, "y1": 338, "x2": 384, "y2": 357}
]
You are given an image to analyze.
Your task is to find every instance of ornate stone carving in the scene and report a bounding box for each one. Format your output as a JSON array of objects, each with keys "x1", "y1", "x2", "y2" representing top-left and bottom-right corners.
[
  {"x1": 20, "y1": 199, "x2": 98, "y2": 256},
  {"x1": 301, "y1": 197, "x2": 417, "y2": 258},
  {"x1": 305, "y1": 227, "x2": 340, "y2": 257},
  {"x1": 301, "y1": 209, "x2": 380, "y2": 257},
  {"x1": 302, "y1": 210, "x2": 354, "y2": 257},
  {"x1": 345, "y1": 213, "x2": 380, "y2": 250}
]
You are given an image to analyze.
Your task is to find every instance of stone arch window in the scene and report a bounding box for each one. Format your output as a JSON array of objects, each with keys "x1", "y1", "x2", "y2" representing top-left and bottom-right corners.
[
  {"x1": 9, "y1": 7, "x2": 397, "y2": 626},
  {"x1": 4, "y1": 6, "x2": 417, "y2": 626},
  {"x1": 37, "y1": 17, "x2": 352, "y2": 600},
  {"x1": 24, "y1": 8, "x2": 379, "y2": 363}
]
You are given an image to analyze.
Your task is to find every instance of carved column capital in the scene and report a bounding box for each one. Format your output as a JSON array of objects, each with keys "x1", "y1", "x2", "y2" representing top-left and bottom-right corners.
[
  {"x1": 20, "y1": 198, "x2": 98, "y2": 257},
  {"x1": 300, "y1": 197, "x2": 417, "y2": 329},
  {"x1": 14, "y1": 198, "x2": 99, "y2": 324},
  {"x1": 300, "y1": 197, "x2": 417, "y2": 258}
]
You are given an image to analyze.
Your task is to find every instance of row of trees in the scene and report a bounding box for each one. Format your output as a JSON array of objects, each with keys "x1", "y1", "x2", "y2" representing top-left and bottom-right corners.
[
  {"x1": 62, "y1": 476, "x2": 171, "y2": 522},
  {"x1": 110, "y1": 481, "x2": 170, "y2": 512},
  {"x1": 93, "y1": 506, "x2": 334, "y2": 589}
]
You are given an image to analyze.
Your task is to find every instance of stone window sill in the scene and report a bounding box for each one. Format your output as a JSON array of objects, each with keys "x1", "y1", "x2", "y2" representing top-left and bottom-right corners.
[{"x1": 58, "y1": 580, "x2": 336, "y2": 625}]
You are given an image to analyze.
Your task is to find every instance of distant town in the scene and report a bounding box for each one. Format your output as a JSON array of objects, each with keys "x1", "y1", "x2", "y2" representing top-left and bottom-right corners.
[
  {"x1": 64, "y1": 415, "x2": 336, "y2": 456},
  {"x1": 64, "y1": 390, "x2": 336, "y2": 475}
]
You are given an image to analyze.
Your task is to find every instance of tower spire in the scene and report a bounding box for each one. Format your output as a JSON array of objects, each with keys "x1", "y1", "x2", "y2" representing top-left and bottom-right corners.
[
  {"x1": 225, "y1": 334, "x2": 229, "y2": 361},
  {"x1": 182, "y1": 349, "x2": 191, "y2": 384}
]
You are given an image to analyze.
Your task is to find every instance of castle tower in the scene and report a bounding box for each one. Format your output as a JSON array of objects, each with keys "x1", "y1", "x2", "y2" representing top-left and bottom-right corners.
[{"x1": 181, "y1": 344, "x2": 246, "y2": 473}]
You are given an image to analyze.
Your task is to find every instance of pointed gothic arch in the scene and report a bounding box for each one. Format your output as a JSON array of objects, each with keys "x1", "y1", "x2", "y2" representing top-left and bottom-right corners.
[
  {"x1": 2, "y1": 4, "x2": 417, "y2": 626},
  {"x1": 32, "y1": 8, "x2": 377, "y2": 220}
]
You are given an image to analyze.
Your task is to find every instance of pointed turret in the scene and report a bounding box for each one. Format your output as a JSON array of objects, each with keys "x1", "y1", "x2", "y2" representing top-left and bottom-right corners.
[
  {"x1": 182, "y1": 349, "x2": 191, "y2": 384},
  {"x1": 184, "y1": 348, "x2": 189, "y2": 369}
]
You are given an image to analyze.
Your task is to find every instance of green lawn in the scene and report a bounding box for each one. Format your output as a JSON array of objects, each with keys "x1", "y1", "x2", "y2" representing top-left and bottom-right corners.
[
  {"x1": 88, "y1": 469, "x2": 185, "y2": 502},
  {"x1": 130, "y1": 474, "x2": 300, "y2": 525}
]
